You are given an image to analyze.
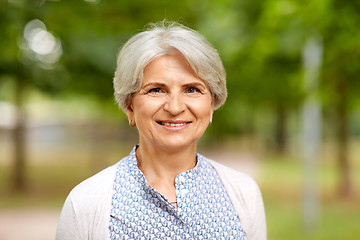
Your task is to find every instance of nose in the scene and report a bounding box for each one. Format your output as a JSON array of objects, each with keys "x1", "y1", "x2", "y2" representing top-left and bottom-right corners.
[{"x1": 163, "y1": 93, "x2": 186, "y2": 115}]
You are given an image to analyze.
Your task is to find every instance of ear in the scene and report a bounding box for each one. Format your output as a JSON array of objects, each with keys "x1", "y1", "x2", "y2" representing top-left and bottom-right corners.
[
  {"x1": 210, "y1": 101, "x2": 215, "y2": 118},
  {"x1": 126, "y1": 103, "x2": 135, "y2": 122}
]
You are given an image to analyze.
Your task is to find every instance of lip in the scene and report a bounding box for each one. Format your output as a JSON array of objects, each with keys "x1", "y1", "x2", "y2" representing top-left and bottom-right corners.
[{"x1": 156, "y1": 120, "x2": 191, "y2": 131}]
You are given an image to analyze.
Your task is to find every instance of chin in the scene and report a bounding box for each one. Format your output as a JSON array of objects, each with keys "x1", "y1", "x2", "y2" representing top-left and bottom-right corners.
[{"x1": 156, "y1": 139, "x2": 197, "y2": 151}]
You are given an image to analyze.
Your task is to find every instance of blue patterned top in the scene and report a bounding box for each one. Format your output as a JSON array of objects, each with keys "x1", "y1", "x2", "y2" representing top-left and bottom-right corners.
[{"x1": 109, "y1": 146, "x2": 247, "y2": 239}]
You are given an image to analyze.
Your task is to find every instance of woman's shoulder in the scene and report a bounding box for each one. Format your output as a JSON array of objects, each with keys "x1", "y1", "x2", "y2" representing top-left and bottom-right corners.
[{"x1": 207, "y1": 158, "x2": 263, "y2": 213}]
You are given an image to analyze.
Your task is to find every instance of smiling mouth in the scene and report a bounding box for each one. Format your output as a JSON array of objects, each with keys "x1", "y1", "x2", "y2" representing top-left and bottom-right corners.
[{"x1": 157, "y1": 121, "x2": 190, "y2": 127}]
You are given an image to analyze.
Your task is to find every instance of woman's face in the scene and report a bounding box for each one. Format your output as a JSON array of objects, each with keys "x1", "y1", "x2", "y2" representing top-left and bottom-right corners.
[{"x1": 127, "y1": 52, "x2": 214, "y2": 152}]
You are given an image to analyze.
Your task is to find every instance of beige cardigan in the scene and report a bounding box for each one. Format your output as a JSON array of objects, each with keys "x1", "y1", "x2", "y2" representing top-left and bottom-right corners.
[{"x1": 56, "y1": 159, "x2": 267, "y2": 240}]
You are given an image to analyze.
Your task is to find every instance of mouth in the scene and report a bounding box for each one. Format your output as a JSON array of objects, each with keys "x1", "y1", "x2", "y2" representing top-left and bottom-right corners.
[{"x1": 157, "y1": 121, "x2": 190, "y2": 127}]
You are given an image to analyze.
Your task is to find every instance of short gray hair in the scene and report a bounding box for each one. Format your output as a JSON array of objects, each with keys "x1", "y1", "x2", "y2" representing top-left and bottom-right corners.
[{"x1": 113, "y1": 21, "x2": 227, "y2": 111}]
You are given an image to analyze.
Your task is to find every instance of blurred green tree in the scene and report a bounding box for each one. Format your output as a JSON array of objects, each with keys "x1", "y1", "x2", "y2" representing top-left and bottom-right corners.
[
  {"x1": 319, "y1": 0, "x2": 360, "y2": 196},
  {"x1": 195, "y1": 0, "x2": 303, "y2": 153},
  {"x1": 0, "y1": 0, "x2": 55, "y2": 191}
]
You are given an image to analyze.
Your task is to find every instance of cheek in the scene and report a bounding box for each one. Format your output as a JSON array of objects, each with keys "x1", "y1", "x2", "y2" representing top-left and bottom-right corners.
[
  {"x1": 133, "y1": 98, "x2": 165, "y2": 119},
  {"x1": 189, "y1": 100, "x2": 213, "y2": 120}
]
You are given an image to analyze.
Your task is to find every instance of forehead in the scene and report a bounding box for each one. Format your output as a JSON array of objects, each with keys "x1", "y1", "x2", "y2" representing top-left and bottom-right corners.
[{"x1": 142, "y1": 53, "x2": 204, "y2": 84}]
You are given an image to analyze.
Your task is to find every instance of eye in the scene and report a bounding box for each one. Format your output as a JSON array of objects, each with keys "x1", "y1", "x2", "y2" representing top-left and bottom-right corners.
[
  {"x1": 146, "y1": 87, "x2": 166, "y2": 95},
  {"x1": 148, "y1": 88, "x2": 163, "y2": 93},
  {"x1": 186, "y1": 87, "x2": 201, "y2": 94}
]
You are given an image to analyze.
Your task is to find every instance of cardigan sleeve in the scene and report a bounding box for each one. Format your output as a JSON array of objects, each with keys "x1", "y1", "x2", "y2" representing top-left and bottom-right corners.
[
  {"x1": 56, "y1": 195, "x2": 82, "y2": 240},
  {"x1": 245, "y1": 177, "x2": 267, "y2": 240}
]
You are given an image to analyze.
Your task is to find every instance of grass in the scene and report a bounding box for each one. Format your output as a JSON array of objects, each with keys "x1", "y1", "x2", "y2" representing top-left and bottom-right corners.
[
  {"x1": 264, "y1": 195, "x2": 360, "y2": 240},
  {"x1": 260, "y1": 155, "x2": 360, "y2": 240}
]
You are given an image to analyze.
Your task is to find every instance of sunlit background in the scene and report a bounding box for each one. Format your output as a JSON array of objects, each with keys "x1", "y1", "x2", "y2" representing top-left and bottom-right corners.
[{"x1": 0, "y1": 0, "x2": 359, "y2": 239}]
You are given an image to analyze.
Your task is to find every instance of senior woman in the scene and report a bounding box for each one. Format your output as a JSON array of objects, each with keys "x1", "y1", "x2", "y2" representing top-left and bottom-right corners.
[{"x1": 56, "y1": 21, "x2": 266, "y2": 240}]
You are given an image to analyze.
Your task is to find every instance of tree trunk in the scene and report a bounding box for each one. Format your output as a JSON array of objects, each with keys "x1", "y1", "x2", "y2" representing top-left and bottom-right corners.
[
  {"x1": 274, "y1": 103, "x2": 287, "y2": 154},
  {"x1": 336, "y1": 80, "x2": 352, "y2": 197},
  {"x1": 13, "y1": 77, "x2": 27, "y2": 192}
]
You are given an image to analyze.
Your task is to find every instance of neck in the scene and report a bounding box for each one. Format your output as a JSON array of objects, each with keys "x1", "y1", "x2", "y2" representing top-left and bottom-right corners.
[
  {"x1": 136, "y1": 142, "x2": 197, "y2": 179},
  {"x1": 135, "y1": 141, "x2": 197, "y2": 202}
]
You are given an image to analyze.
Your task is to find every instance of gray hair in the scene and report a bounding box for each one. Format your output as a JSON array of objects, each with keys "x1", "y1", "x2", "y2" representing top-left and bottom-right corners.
[{"x1": 113, "y1": 21, "x2": 227, "y2": 111}]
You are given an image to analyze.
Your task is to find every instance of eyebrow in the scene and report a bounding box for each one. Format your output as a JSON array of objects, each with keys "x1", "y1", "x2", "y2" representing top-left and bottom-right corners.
[
  {"x1": 142, "y1": 81, "x2": 206, "y2": 89},
  {"x1": 141, "y1": 82, "x2": 166, "y2": 88},
  {"x1": 183, "y1": 82, "x2": 206, "y2": 89}
]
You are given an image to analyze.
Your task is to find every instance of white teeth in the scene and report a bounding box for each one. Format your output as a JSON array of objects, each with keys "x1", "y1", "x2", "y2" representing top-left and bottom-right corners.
[{"x1": 162, "y1": 122, "x2": 187, "y2": 127}]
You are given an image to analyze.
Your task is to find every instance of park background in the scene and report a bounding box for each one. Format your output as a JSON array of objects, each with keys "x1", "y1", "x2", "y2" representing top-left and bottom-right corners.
[{"x1": 0, "y1": 0, "x2": 359, "y2": 239}]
